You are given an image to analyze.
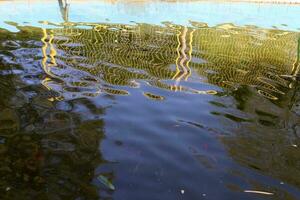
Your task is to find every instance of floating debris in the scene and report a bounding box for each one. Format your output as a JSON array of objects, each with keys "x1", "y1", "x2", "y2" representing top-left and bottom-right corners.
[
  {"x1": 244, "y1": 190, "x2": 274, "y2": 195},
  {"x1": 97, "y1": 175, "x2": 115, "y2": 191}
]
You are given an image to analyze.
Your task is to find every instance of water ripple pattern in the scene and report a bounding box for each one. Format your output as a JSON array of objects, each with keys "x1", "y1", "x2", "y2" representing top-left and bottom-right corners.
[{"x1": 34, "y1": 21, "x2": 300, "y2": 101}]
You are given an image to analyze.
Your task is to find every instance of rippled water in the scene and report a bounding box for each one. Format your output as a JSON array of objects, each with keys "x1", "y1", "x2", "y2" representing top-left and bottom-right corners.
[{"x1": 0, "y1": 1, "x2": 300, "y2": 200}]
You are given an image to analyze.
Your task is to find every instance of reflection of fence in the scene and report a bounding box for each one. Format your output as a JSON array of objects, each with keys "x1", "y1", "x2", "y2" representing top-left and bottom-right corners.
[{"x1": 40, "y1": 21, "x2": 300, "y2": 100}]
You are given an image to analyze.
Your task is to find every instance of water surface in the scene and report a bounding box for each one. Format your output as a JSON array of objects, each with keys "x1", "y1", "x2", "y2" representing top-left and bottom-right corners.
[{"x1": 0, "y1": 1, "x2": 300, "y2": 200}]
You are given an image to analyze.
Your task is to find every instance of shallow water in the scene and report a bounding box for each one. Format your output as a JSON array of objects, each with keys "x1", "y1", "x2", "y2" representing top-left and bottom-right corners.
[{"x1": 0, "y1": 1, "x2": 300, "y2": 200}]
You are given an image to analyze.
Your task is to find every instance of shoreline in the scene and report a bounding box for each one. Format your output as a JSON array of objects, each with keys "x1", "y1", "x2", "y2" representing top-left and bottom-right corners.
[
  {"x1": 1, "y1": 0, "x2": 300, "y2": 4},
  {"x1": 197, "y1": 0, "x2": 300, "y2": 4}
]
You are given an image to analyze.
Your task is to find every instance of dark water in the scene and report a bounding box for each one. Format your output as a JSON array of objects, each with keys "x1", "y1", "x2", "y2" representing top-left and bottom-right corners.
[{"x1": 0, "y1": 12, "x2": 300, "y2": 200}]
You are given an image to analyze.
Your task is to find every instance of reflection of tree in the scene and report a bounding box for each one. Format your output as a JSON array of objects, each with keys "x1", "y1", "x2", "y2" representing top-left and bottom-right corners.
[
  {"x1": 203, "y1": 32, "x2": 300, "y2": 192},
  {"x1": 210, "y1": 35, "x2": 300, "y2": 185},
  {"x1": 191, "y1": 23, "x2": 300, "y2": 101},
  {"x1": 38, "y1": 21, "x2": 300, "y2": 100},
  {"x1": 2, "y1": 20, "x2": 300, "y2": 198},
  {"x1": 40, "y1": 22, "x2": 208, "y2": 98},
  {"x1": 214, "y1": 78, "x2": 300, "y2": 190},
  {"x1": 0, "y1": 117, "x2": 105, "y2": 199},
  {"x1": 0, "y1": 27, "x2": 110, "y2": 200},
  {"x1": 216, "y1": 36, "x2": 300, "y2": 190},
  {"x1": 221, "y1": 120, "x2": 300, "y2": 188},
  {"x1": 39, "y1": 18, "x2": 300, "y2": 191}
]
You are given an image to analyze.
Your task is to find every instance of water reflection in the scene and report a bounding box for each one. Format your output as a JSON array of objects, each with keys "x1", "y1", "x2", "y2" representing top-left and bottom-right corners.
[
  {"x1": 35, "y1": 20, "x2": 299, "y2": 101},
  {"x1": 1, "y1": 11, "x2": 300, "y2": 199},
  {"x1": 219, "y1": 82, "x2": 300, "y2": 188},
  {"x1": 0, "y1": 29, "x2": 112, "y2": 199}
]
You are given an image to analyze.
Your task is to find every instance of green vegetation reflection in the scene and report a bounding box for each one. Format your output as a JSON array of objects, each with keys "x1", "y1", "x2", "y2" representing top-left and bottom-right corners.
[{"x1": 20, "y1": 18, "x2": 299, "y2": 101}]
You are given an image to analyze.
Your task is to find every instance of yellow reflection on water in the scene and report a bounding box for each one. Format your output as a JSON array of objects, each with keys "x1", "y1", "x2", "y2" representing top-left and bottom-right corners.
[{"x1": 38, "y1": 20, "x2": 299, "y2": 100}]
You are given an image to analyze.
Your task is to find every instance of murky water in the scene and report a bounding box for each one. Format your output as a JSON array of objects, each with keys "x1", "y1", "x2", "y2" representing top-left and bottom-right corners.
[{"x1": 0, "y1": 1, "x2": 300, "y2": 200}]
